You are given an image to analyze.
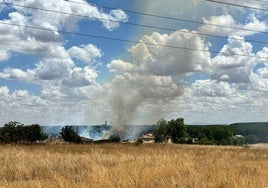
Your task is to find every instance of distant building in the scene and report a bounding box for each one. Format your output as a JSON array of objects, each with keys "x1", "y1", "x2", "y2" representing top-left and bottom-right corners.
[
  {"x1": 139, "y1": 133, "x2": 155, "y2": 143},
  {"x1": 233, "y1": 135, "x2": 244, "y2": 139}
]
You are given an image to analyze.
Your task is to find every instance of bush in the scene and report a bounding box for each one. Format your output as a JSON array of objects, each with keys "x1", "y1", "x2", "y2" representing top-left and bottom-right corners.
[
  {"x1": 232, "y1": 137, "x2": 245, "y2": 146},
  {"x1": 0, "y1": 121, "x2": 47, "y2": 143},
  {"x1": 177, "y1": 138, "x2": 187, "y2": 144},
  {"x1": 60, "y1": 126, "x2": 81, "y2": 143},
  {"x1": 244, "y1": 134, "x2": 259, "y2": 144},
  {"x1": 108, "y1": 134, "x2": 120, "y2": 143},
  {"x1": 135, "y1": 138, "x2": 143, "y2": 146},
  {"x1": 186, "y1": 138, "x2": 193, "y2": 144}
]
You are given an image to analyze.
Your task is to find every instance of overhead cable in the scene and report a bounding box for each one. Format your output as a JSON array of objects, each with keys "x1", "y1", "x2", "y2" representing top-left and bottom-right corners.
[
  {"x1": 0, "y1": 21, "x2": 268, "y2": 61},
  {"x1": 60, "y1": 0, "x2": 268, "y2": 35},
  {"x1": 205, "y1": 0, "x2": 268, "y2": 12},
  {"x1": 1, "y1": 2, "x2": 268, "y2": 46}
]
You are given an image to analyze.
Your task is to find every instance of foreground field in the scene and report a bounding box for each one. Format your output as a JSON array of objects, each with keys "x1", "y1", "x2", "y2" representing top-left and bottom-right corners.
[{"x1": 0, "y1": 144, "x2": 267, "y2": 188}]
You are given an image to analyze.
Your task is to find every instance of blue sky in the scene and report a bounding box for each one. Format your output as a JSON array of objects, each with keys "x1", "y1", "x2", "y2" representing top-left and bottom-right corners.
[{"x1": 0, "y1": 0, "x2": 268, "y2": 126}]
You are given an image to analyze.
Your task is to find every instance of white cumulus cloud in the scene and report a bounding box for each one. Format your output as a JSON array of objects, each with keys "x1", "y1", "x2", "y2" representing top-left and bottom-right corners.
[
  {"x1": 128, "y1": 31, "x2": 211, "y2": 76},
  {"x1": 62, "y1": 66, "x2": 98, "y2": 87},
  {"x1": 199, "y1": 14, "x2": 267, "y2": 37},
  {"x1": 68, "y1": 44, "x2": 102, "y2": 64},
  {"x1": 107, "y1": 60, "x2": 136, "y2": 73},
  {"x1": 0, "y1": 50, "x2": 11, "y2": 62},
  {"x1": 211, "y1": 36, "x2": 255, "y2": 83}
]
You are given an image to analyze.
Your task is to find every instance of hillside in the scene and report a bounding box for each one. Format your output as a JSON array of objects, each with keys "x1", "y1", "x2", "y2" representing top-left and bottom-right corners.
[
  {"x1": 185, "y1": 122, "x2": 268, "y2": 144},
  {"x1": 230, "y1": 122, "x2": 268, "y2": 143}
]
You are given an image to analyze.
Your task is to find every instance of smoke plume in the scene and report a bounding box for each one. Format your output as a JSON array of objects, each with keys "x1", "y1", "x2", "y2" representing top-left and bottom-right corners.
[
  {"x1": 107, "y1": 73, "x2": 183, "y2": 136},
  {"x1": 105, "y1": 30, "x2": 210, "y2": 138}
]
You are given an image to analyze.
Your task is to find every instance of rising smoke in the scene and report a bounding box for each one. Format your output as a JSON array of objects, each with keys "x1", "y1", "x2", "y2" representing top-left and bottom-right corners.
[
  {"x1": 108, "y1": 73, "x2": 183, "y2": 136},
  {"x1": 102, "y1": 30, "x2": 210, "y2": 139}
]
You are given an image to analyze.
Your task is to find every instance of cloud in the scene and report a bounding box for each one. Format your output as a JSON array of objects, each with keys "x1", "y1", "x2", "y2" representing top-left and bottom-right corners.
[
  {"x1": 241, "y1": 14, "x2": 267, "y2": 35},
  {"x1": 109, "y1": 73, "x2": 182, "y2": 101},
  {"x1": 170, "y1": 77, "x2": 268, "y2": 124},
  {"x1": 0, "y1": 42, "x2": 100, "y2": 123},
  {"x1": 128, "y1": 31, "x2": 211, "y2": 76},
  {"x1": 190, "y1": 79, "x2": 237, "y2": 97},
  {"x1": 0, "y1": 50, "x2": 11, "y2": 62},
  {"x1": 107, "y1": 60, "x2": 136, "y2": 73},
  {"x1": 249, "y1": 74, "x2": 268, "y2": 91},
  {"x1": 0, "y1": 42, "x2": 100, "y2": 84},
  {"x1": 0, "y1": 86, "x2": 45, "y2": 124},
  {"x1": 0, "y1": 12, "x2": 62, "y2": 55},
  {"x1": 35, "y1": 58, "x2": 74, "y2": 81},
  {"x1": 102, "y1": 9, "x2": 128, "y2": 31},
  {"x1": 62, "y1": 66, "x2": 98, "y2": 87},
  {"x1": 257, "y1": 68, "x2": 268, "y2": 79},
  {"x1": 257, "y1": 46, "x2": 268, "y2": 66},
  {"x1": 68, "y1": 44, "x2": 102, "y2": 64},
  {"x1": 9, "y1": 0, "x2": 128, "y2": 31},
  {"x1": 0, "y1": 68, "x2": 35, "y2": 81},
  {"x1": 0, "y1": 0, "x2": 127, "y2": 61},
  {"x1": 0, "y1": 84, "x2": 90, "y2": 125},
  {"x1": 0, "y1": 86, "x2": 9, "y2": 98},
  {"x1": 211, "y1": 36, "x2": 255, "y2": 83},
  {"x1": 199, "y1": 14, "x2": 267, "y2": 37},
  {"x1": 199, "y1": 14, "x2": 236, "y2": 36}
]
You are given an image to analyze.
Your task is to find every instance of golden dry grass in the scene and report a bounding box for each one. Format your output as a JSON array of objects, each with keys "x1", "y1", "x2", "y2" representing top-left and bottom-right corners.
[{"x1": 0, "y1": 143, "x2": 267, "y2": 188}]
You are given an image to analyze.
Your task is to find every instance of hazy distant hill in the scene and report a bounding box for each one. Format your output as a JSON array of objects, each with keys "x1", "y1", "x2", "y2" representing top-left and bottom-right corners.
[
  {"x1": 186, "y1": 122, "x2": 268, "y2": 144},
  {"x1": 230, "y1": 122, "x2": 268, "y2": 143}
]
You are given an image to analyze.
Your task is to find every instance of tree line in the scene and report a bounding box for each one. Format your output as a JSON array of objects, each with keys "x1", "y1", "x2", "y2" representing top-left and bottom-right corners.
[
  {"x1": 1, "y1": 119, "x2": 267, "y2": 145},
  {"x1": 0, "y1": 122, "x2": 84, "y2": 144},
  {"x1": 230, "y1": 123, "x2": 268, "y2": 143},
  {"x1": 153, "y1": 118, "x2": 268, "y2": 145},
  {"x1": 153, "y1": 118, "x2": 233, "y2": 145},
  {"x1": 0, "y1": 121, "x2": 48, "y2": 143}
]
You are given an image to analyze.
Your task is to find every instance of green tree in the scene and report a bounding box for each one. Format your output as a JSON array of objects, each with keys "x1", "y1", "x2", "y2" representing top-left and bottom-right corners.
[
  {"x1": 168, "y1": 118, "x2": 187, "y2": 143},
  {"x1": 213, "y1": 126, "x2": 232, "y2": 145},
  {"x1": 153, "y1": 118, "x2": 187, "y2": 143},
  {"x1": 60, "y1": 126, "x2": 81, "y2": 143},
  {"x1": 0, "y1": 121, "x2": 47, "y2": 143},
  {"x1": 153, "y1": 119, "x2": 168, "y2": 143},
  {"x1": 1, "y1": 121, "x2": 23, "y2": 143},
  {"x1": 244, "y1": 134, "x2": 258, "y2": 144},
  {"x1": 232, "y1": 136, "x2": 245, "y2": 146},
  {"x1": 25, "y1": 124, "x2": 47, "y2": 142}
]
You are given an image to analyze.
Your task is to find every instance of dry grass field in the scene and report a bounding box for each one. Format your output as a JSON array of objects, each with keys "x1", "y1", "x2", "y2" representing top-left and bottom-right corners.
[{"x1": 0, "y1": 143, "x2": 267, "y2": 188}]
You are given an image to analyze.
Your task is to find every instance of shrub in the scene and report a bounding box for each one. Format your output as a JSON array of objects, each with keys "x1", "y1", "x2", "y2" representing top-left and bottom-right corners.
[
  {"x1": 60, "y1": 126, "x2": 81, "y2": 143},
  {"x1": 108, "y1": 134, "x2": 120, "y2": 143},
  {"x1": 135, "y1": 138, "x2": 143, "y2": 146},
  {"x1": 0, "y1": 121, "x2": 47, "y2": 143}
]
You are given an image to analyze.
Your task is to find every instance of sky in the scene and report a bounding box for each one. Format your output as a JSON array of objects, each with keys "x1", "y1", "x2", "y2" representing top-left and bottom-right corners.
[{"x1": 0, "y1": 0, "x2": 268, "y2": 126}]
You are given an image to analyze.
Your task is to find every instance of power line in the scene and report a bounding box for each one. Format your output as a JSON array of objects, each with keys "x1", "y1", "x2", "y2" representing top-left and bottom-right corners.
[
  {"x1": 61, "y1": 0, "x2": 268, "y2": 35},
  {"x1": 0, "y1": 21, "x2": 267, "y2": 61},
  {"x1": 1, "y1": 2, "x2": 268, "y2": 46},
  {"x1": 68, "y1": 0, "x2": 268, "y2": 17},
  {"x1": 205, "y1": 0, "x2": 268, "y2": 12}
]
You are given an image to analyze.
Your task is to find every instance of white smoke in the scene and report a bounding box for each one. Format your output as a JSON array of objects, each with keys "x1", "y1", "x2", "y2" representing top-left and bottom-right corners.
[
  {"x1": 104, "y1": 30, "x2": 210, "y2": 138},
  {"x1": 108, "y1": 73, "x2": 183, "y2": 135}
]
